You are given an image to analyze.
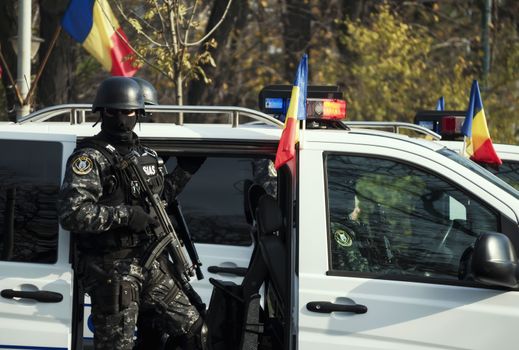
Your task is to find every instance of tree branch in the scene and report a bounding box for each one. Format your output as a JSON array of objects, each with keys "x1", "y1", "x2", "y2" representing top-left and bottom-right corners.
[
  {"x1": 114, "y1": 0, "x2": 168, "y2": 48},
  {"x1": 0, "y1": 43, "x2": 23, "y2": 106},
  {"x1": 152, "y1": 0, "x2": 170, "y2": 48},
  {"x1": 183, "y1": 0, "x2": 200, "y2": 45},
  {"x1": 181, "y1": 0, "x2": 233, "y2": 47},
  {"x1": 96, "y1": 0, "x2": 173, "y2": 82}
]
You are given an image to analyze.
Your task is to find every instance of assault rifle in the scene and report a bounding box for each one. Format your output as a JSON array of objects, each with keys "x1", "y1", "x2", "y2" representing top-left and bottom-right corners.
[{"x1": 117, "y1": 152, "x2": 203, "y2": 283}]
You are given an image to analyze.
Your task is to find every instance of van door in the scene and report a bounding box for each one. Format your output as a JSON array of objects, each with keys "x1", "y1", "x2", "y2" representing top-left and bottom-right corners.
[
  {"x1": 0, "y1": 132, "x2": 76, "y2": 350},
  {"x1": 162, "y1": 155, "x2": 276, "y2": 305},
  {"x1": 298, "y1": 144, "x2": 519, "y2": 350}
]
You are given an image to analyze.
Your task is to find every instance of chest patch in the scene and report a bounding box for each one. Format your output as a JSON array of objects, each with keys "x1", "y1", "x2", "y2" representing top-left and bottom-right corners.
[
  {"x1": 72, "y1": 155, "x2": 94, "y2": 175},
  {"x1": 142, "y1": 165, "x2": 156, "y2": 176},
  {"x1": 334, "y1": 228, "x2": 353, "y2": 247}
]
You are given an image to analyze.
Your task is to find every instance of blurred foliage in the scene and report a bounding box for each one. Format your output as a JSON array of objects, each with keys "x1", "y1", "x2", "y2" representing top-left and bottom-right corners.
[
  {"x1": 0, "y1": 0, "x2": 518, "y2": 144},
  {"x1": 332, "y1": 4, "x2": 471, "y2": 119},
  {"x1": 484, "y1": 20, "x2": 519, "y2": 144},
  {"x1": 223, "y1": 2, "x2": 286, "y2": 106},
  {"x1": 319, "y1": 2, "x2": 517, "y2": 143},
  {"x1": 181, "y1": 0, "x2": 287, "y2": 107}
]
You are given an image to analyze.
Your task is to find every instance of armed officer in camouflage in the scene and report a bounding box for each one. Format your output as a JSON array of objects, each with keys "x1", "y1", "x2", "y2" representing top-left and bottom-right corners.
[
  {"x1": 330, "y1": 194, "x2": 397, "y2": 273},
  {"x1": 57, "y1": 77, "x2": 207, "y2": 350},
  {"x1": 131, "y1": 77, "x2": 205, "y2": 350}
]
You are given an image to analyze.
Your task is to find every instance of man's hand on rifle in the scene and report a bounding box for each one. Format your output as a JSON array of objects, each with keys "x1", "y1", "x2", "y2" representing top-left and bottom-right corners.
[{"x1": 128, "y1": 206, "x2": 158, "y2": 232}]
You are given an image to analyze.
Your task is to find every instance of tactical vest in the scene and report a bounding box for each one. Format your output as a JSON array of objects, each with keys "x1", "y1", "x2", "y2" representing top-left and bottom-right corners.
[{"x1": 75, "y1": 137, "x2": 165, "y2": 253}]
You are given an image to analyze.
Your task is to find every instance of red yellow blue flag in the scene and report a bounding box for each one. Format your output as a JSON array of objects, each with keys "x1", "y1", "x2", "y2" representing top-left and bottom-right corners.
[
  {"x1": 61, "y1": 0, "x2": 139, "y2": 76},
  {"x1": 274, "y1": 54, "x2": 308, "y2": 170},
  {"x1": 461, "y1": 80, "x2": 502, "y2": 166}
]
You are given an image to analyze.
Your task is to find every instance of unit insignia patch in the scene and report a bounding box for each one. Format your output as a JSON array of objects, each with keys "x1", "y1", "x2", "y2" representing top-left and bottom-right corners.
[
  {"x1": 334, "y1": 228, "x2": 353, "y2": 247},
  {"x1": 72, "y1": 155, "x2": 94, "y2": 175}
]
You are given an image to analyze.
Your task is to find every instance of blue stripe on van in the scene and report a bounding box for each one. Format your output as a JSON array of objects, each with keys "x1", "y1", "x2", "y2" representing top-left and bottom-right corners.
[{"x1": 0, "y1": 345, "x2": 67, "y2": 350}]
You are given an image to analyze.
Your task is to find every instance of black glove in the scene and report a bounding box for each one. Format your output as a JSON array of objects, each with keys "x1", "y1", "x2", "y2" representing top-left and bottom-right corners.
[
  {"x1": 128, "y1": 206, "x2": 158, "y2": 232},
  {"x1": 177, "y1": 156, "x2": 207, "y2": 174},
  {"x1": 183, "y1": 283, "x2": 207, "y2": 316}
]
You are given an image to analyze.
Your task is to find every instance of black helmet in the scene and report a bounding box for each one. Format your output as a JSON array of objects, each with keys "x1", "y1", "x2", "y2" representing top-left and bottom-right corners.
[
  {"x1": 131, "y1": 77, "x2": 158, "y2": 105},
  {"x1": 92, "y1": 77, "x2": 145, "y2": 112}
]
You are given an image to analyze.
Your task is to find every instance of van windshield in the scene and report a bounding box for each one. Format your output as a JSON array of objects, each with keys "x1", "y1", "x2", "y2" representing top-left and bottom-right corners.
[
  {"x1": 486, "y1": 160, "x2": 519, "y2": 191},
  {"x1": 438, "y1": 148, "x2": 519, "y2": 200}
]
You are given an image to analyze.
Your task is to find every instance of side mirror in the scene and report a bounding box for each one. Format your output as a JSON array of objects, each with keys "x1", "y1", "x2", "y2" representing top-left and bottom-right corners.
[{"x1": 472, "y1": 232, "x2": 519, "y2": 288}]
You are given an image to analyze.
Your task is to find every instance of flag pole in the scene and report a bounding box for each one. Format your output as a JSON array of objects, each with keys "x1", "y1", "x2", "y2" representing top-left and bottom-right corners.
[
  {"x1": 300, "y1": 119, "x2": 306, "y2": 150},
  {"x1": 22, "y1": 26, "x2": 61, "y2": 106},
  {"x1": 16, "y1": 0, "x2": 32, "y2": 117},
  {"x1": 461, "y1": 136, "x2": 467, "y2": 157}
]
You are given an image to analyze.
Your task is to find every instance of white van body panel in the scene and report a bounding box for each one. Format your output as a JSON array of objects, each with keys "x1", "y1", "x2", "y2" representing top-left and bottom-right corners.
[
  {"x1": 298, "y1": 139, "x2": 519, "y2": 349},
  {"x1": 0, "y1": 131, "x2": 75, "y2": 350}
]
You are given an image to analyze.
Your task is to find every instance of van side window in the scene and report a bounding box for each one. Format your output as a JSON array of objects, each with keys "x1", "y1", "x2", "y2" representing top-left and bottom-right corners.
[
  {"x1": 326, "y1": 154, "x2": 499, "y2": 281},
  {"x1": 165, "y1": 156, "x2": 276, "y2": 246},
  {"x1": 0, "y1": 140, "x2": 62, "y2": 263}
]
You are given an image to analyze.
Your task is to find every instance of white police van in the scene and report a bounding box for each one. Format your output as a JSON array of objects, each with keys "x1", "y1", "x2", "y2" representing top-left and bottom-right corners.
[{"x1": 0, "y1": 103, "x2": 519, "y2": 350}]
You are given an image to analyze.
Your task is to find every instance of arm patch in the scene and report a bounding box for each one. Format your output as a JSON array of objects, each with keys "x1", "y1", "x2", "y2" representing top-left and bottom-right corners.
[{"x1": 72, "y1": 155, "x2": 94, "y2": 175}]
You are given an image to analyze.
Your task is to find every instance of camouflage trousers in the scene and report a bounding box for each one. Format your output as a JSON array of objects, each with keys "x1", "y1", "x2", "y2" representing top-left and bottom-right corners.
[{"x1": 81, "y1": 254, "x2": 201, "y2": 350}]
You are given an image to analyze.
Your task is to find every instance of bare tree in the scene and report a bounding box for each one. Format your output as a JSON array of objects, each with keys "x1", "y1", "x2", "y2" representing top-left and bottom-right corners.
[{"x1": 115, "y1": 0, "x2": 234, "y2": 105}]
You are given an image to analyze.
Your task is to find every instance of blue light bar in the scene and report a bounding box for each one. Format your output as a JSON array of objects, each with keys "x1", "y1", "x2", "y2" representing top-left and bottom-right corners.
[{"x1": 264, "y1": 97, "x2": 284, "y2": 113}]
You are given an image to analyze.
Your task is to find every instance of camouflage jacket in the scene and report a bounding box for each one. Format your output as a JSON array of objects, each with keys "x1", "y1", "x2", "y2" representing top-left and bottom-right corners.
[
  {"x1": 57, "y1": 142, "x2": 192, "y2": 235},
  {"x1": 252, "y1": 158, "x2": 277, "y2": 197},
  {"x1": 330, "y1": 221, "x2": 371, "y2": 273}
]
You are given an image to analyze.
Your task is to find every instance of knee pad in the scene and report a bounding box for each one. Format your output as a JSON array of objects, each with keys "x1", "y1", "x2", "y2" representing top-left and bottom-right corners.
[{"x1": 169, "y1": 317, "x2": 209, "y2": 350}]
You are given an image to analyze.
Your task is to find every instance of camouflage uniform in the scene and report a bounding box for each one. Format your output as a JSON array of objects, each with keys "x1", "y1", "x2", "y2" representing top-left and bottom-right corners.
[
  {"x1": 252, "y1": 158, "x2": 277, "y2": 197},
  {"x1": 330, "y1": 221, "x2": 371, "y2": 272},
  {"x1": 58, "y1": 134, "x2": 202, "y2": 350}
]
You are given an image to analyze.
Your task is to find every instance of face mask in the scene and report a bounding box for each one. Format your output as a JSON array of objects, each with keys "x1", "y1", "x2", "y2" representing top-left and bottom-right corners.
[{"x1": 102, "y1": 109, "x2": 137, "y2": 133}]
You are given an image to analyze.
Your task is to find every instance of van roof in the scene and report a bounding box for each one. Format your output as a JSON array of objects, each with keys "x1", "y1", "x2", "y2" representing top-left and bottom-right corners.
[{"x1": 0, "y1": 104, "x2": 444, "y2": 154}]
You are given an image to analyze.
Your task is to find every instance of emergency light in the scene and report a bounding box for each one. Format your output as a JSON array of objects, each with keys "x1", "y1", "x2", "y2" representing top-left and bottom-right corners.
[
  {"x1": 307, "y1": 98, "x2": 347, "y2": 120},
  {"x1": 414, "y1": 110, "x2": 466, "y2": 141},
  {"x1": 259, "y1": 85, "x2": 347, "y2": 121}
]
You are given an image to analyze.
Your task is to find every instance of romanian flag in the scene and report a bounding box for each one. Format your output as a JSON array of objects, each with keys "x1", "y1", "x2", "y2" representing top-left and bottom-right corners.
[
  {"x1": 274, "y1": 54, "x2": 308, "y2": 170},
  {"x1": 61, "y1": 0, "x2": 138, "y2": 76},
  {"x1": 461, "y1": 80, "x2": 502, "y2": 166}
]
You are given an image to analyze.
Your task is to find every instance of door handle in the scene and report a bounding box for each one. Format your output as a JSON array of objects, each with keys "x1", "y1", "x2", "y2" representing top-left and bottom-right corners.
[
  {"x1": 207, "y1": 266, "x2": 247, "y2": 277},
  {"x1": 1, "y1": 289, "x2": 63, "y2": 303},
  {"x1": 306, "y1": 301, "x2": 367, "y2": 314}
]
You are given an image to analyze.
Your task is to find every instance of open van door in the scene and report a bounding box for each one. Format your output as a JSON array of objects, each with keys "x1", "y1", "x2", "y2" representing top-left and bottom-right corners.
[{"x1": 0, "y1": 131, "x2": 76, "y2": 349}]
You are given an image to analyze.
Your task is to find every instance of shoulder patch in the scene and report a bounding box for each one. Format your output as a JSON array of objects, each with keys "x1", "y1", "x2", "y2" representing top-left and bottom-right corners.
[
  {"x1": 334, "y1": 228, "x2": 353, "y2": 247},
  {"x1": 72, "y1": 155, "x2": 94, "y2": 175}
]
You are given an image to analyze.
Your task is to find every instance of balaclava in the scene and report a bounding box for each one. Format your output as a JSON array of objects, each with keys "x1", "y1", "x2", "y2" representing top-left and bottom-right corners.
[{"x1": 100, "y1": 110, "x2": 138, "y2": 142}]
